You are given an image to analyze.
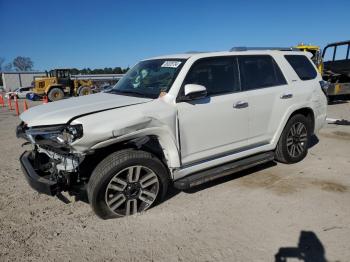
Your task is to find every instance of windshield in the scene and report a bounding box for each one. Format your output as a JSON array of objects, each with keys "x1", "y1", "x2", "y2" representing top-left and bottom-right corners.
[{"x1": 109, "y1": 59, "x2": 186, "y2": 98}]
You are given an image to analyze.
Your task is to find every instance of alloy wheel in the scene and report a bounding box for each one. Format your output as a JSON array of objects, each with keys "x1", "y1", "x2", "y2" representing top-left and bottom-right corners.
[
  {"x1": 105, "y1": 165, "x2": 159, "y2": 216},
  {"x1": 286, "y1": 122, "x2": 308, "y2": 158}
]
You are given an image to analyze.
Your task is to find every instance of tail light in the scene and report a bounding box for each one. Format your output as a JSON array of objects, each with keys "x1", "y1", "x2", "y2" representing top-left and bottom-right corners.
[{"x1": 319, "y1": 80, "x2": 329, "y2": 97}]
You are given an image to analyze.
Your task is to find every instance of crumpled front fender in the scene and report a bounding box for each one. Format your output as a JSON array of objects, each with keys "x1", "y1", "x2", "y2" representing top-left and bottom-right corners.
[{"x1": 90, "y1": 125, "x2": 181, "y2": 168}]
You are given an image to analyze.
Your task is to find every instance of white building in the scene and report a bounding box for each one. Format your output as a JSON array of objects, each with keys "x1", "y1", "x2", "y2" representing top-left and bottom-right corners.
[{"x1": 1, "y1": 71, "x2": 46, "y2": 91}]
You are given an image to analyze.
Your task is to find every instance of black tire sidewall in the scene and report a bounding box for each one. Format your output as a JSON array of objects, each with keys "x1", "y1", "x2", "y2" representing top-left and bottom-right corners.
[
  {"x1": 88, "y1": 150, "x2": 169, "y2": 219},
  {"x1": 279, "y1": 114, "x2": 311, "y2": 163},
  {"x1": 48, "y1": 88, "x2": 64, "y2": 101},
  {"x1": 78, "y1": 86, "x2": 91, "y2": 96}
]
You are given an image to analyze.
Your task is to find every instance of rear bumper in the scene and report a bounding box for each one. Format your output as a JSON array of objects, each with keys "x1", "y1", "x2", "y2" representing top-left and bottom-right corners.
[{"x1": 20, "y1": 151, "x2": 58, "y2": 196}]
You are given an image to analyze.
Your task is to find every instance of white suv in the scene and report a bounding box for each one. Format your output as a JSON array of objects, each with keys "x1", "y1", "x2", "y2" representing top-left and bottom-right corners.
[{"x1": 17, "y1": 49, "x2": 327, "y2": 219}]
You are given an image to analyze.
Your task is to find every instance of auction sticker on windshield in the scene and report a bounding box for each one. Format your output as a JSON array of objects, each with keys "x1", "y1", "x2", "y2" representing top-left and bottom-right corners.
[{"x1": 161, "y1": 61, "x2": 182, "y2": 68}]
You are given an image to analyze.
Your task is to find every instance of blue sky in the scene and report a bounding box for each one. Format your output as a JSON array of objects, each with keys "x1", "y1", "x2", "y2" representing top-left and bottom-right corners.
[{"x1": 0, "y1": 0, "x2": 349, "y2": 70}]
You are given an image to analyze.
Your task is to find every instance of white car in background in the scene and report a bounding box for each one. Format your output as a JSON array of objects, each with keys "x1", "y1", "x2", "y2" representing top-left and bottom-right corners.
[{"x1": 5, "y1": 87, "x2": 32, "y2": 99}]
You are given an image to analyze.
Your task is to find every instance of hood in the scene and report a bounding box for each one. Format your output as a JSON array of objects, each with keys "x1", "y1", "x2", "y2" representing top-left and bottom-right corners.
[{"x1": 20, "y1": 93, "x2": 152, "y2": 126}]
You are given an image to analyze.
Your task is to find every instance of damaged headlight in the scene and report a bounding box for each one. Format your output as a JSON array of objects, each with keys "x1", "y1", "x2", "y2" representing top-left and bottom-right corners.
[{"x1": 25, "y1": 124, "x2": 83, "y2": 146}]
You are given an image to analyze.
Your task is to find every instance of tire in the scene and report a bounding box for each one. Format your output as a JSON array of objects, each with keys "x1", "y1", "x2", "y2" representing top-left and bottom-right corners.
[
  {"x1": 87, "y1": 149, "x2": 169, "y2": 219},
  {"x1": 48, "y1": 87, "x2": 64, "y2": 101},
  {"x1": 78, "y1": 86, "x2": 92, "y2": 96},
  {"x1": 275, "y1": 114, "x2": 311, "y2": 164},
  {"x1": 327, "y1": 95, "x2": 334, "y2": 104}
]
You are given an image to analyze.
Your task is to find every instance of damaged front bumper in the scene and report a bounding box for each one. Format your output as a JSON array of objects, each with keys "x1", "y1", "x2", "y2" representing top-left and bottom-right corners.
[
  {"x1": 17, "y1": 122, "x2": 89, "y2": 201},
  {"x1": 20, "y1": 151, "x2": 59, "y2": 195}
]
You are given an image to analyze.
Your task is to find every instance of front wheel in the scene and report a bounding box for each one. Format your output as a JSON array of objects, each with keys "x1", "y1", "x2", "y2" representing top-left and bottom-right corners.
[
  {"x1": 48, "y1": 87, "x2": 64, "y2": 101},
  {"x1": 275, "y1": 114, "x2": 311, "y2": 164},
  {"x1": 87, "y1": 149, "x2": 169, "y2": 219}
]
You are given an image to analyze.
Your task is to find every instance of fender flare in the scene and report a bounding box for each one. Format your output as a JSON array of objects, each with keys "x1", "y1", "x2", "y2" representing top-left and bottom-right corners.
[
  {"x1": 90, "y1": 127, "x2": 181, "y2": 169},
  {"x1": 271, "y1": 104, "x2": 315, "y2": 148}
]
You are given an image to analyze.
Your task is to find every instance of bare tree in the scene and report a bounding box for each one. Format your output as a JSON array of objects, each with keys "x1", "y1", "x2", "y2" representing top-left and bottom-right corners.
[
  {"x1": 13, "y1": 56, "x2": 33, "y2": 71},
  {"x1": 0, "y1": 57, "x2": 5, "y2": 71},
  {"x1": 4, "y1": 63, "x2": 13, "y2": 71}
]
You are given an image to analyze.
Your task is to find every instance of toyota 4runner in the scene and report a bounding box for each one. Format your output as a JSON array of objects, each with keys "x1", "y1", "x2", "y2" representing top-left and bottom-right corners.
[{"x1": 17, "y1": 49, "x2": 328, "y2": 219}]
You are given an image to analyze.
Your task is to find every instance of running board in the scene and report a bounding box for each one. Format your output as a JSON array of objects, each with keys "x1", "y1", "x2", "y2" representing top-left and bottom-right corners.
[{"x1": 173, "y1": 151, "x2": 275, "y2": 190}]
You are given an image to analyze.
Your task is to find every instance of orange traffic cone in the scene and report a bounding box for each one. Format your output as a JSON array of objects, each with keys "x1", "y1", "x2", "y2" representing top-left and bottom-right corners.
[
  {"x1": 14, "y1": 96, "x2": 20, "y2": 116},
  {"x1": 8, "y1": 96, "x2": 13, "y2": 110},
  {"x1": 43, "y1": 96, "x2": 48, "y2": 104},
  {"x1": 23, "y1": 100, "x2": 29, "y2": 111},
  {"x1": 0, "y1": 95, "x2": 4, "y2": 108}
]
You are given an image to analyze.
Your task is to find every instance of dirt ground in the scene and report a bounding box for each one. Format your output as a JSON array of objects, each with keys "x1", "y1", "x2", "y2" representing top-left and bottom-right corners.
[{"x1": 0, "y1": 99, "x2": 349, "y2": 262}]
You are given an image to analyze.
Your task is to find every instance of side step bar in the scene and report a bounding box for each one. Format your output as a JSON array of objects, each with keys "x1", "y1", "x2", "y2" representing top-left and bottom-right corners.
[{"x1": 173, "y1": 151, "x2": 275, "y2": 190}]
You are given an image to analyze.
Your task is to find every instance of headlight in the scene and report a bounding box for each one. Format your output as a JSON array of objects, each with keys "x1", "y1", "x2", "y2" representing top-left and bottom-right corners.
[{"x1": 25, "y1": 124, "x2": 83, "y2": 146}]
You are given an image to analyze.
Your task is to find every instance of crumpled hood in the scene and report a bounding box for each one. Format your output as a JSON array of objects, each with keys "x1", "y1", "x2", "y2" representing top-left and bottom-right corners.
[{"x1": 20, "y1": 93, "x2": 152, "y2": 126}]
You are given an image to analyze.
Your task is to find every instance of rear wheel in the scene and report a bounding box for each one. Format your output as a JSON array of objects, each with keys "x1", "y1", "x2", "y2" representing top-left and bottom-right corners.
[
  {"x1": 48, "y1": 87, "x2": 64, "y2": 101},
  {"x1": 275, "y1": 114, "x2": 311, "y2": 164},
  {"x1": 87, "y1": 149, "x2": 169, "y2": 219},
  {"x1": 78, "y1": 86, "x2": 92, "y2": 96}
]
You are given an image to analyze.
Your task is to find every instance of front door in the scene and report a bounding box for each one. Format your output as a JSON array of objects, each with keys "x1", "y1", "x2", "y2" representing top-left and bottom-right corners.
[{"x1": 176, "y1": 56, "x2": 249, "y2": 165}]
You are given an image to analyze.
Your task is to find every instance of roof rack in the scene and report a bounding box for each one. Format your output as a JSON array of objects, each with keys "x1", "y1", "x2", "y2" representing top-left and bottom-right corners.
[
  {"x1": 184, "y1": 51, "x2": 208, "y2": 54},
  {"x1": 230, "y1": 47, "x2": 300, "y2": 52}
]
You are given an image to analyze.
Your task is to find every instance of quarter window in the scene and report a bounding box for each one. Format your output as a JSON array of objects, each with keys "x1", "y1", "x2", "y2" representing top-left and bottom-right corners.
[
  {"x1": 334, "y1": 44, "x2": 349, "y2": 61},
  {"x1": 285, "y1": 55, "x2": 317, "y2": 80},
  {"x1": 183, "y1": 57, "x2": 240, "y2": 96},
  {"x1": 238, "y1": 55, "x2": 287, "y2": 90}
]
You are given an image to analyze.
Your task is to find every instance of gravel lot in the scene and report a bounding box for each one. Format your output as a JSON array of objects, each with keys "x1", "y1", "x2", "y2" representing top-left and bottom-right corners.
[{"x1": 0, "y1": 99, "x2": 349, "y2": 262}]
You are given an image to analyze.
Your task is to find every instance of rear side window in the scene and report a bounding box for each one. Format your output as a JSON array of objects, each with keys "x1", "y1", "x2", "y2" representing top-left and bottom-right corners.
[
  {"x1": 238, "y1": 55, "x2": 286, "y2": 91},
  {"x1": 184, "y1": 57, "x2": 240, "y2": 96},
  {"x1": 285, "y1": 55, "x2": 317, "y2": 80}
]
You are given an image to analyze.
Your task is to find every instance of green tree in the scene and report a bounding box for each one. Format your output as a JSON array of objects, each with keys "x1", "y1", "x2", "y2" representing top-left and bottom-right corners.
[{"x1": 113, "y1": 67, "x2": 123, "y2": 74}]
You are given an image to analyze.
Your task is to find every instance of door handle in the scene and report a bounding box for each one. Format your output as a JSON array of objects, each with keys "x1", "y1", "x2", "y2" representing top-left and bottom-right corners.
[
  {"x1": 280, "y1": 93, "x2": 293, "y2": 99},
  {"x1": 233, "y1": 101, "x2": 249, "y2": 109}
]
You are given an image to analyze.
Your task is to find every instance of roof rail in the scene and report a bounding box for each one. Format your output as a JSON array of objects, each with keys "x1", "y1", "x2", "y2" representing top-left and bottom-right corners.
[{"x1": 230, "y1": 47, "x2": 300, "y2": 52}]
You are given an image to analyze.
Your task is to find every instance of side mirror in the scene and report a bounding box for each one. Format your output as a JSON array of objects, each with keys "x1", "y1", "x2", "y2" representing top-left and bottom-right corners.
[{"x1": 183, "y1": 84, "x2": 207, "y2": 101}]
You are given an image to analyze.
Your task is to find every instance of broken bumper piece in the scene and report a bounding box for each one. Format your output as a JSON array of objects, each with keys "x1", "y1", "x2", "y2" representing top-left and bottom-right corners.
[{"x1": 20, "y1": 151, "x2": 59, "y2": 196}]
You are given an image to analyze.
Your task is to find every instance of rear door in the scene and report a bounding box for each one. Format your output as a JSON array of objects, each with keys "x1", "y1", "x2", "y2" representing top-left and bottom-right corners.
[
  {"x1": 176, "y1": 56, "x2": 250, "y2": 165},
  {"x1": 237, "y1": 55, "x2": 290, "y2": 146}
]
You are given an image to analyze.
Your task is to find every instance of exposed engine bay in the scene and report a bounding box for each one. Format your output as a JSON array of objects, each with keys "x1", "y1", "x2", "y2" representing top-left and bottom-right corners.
[{"x1": 17, "y1": 122, "x2": 87, "y2": 200}]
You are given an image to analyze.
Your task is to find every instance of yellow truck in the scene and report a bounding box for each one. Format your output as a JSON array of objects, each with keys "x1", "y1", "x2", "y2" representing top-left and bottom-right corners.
[
  {"x1": 321, "y1": 40, "x2": 350, "y2": 98},
  {"x1": 295, "y1": 42, "x2": 350, "y2": 99},
  {"x1": 294, "y1": 44, "x2": 323, "y2": 73}
]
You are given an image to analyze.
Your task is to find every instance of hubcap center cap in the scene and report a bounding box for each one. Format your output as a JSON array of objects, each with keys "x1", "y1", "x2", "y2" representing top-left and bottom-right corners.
[{"x1": 125, "y1": 183, "x2": 140, "y2": 197}]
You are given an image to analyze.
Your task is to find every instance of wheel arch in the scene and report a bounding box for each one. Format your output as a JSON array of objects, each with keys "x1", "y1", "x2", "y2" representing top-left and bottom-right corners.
[
  {"x1": 289, "y1": 107, "x2": 315, "y2": 134},
  {"x1": 81, "y1": 129, "x2": 180, "y2": 179},
  {"x1": 272, "y1": 106, "x2": 315, "y2": 148}
]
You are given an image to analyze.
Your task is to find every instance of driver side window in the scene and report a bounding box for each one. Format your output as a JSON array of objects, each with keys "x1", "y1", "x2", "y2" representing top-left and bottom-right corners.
[{"x1": 183, "y1": 57, "x2": 240, "y2": 96}]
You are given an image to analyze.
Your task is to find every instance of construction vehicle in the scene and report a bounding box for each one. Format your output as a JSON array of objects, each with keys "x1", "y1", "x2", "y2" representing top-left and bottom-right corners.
[
  {"x1": 295, "y1": 41, "x2": 350, "y2": 99},
  {"x1": 32, "y1": 69, "x2": 123, "y2": 101},
  {"x1": 295, "y1": 44, "x2": 323, "y2": 73},
  {"x1": 321, "y1": 40, "x2": 350, "y2": 98}
]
